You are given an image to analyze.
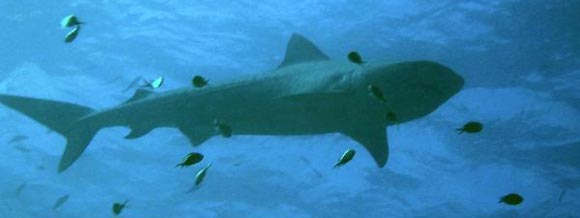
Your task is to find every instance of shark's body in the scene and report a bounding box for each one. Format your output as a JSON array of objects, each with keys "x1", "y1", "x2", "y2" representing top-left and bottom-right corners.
[{"x1": 0, "y1": 34, "x2": 464, "y2": 172}]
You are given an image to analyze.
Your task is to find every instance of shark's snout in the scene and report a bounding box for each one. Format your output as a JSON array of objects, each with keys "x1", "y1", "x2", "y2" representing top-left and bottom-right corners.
[
  {"x1": 365, "y1": 60, "x2": 464, "y2": 98},
  {"x1": 363, "y1": 60, "x2": 464, "y2": 123},
  {"x1": 416, "y1": 61, "x2": 464, "y2": 98}
]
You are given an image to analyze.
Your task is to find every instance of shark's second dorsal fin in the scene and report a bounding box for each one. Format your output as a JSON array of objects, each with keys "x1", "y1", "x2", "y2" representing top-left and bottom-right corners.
[
  {"x1": 277, "y1": 33, "x2": 330, "y2": 69},
  {"x1": 124, "y1": 88, "x2": 154, "y2": 104}
]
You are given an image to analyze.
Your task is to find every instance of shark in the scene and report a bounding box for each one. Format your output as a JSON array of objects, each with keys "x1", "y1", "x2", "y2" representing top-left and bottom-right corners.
[{"x1": 0, "y1": 33, "x2": 464, "y2": 172}]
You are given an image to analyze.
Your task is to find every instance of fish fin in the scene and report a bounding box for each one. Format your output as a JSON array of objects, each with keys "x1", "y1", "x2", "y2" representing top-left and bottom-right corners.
[
  {"x1": 124, "y1": 126, "x2": 154, "y2": 139},
  {"x1": 342, "y1": 124, "x2": 388, "y2": 168},
  {"x1": 0, "y1": 94, "x2": 100, "y2": 172},
  {"x1": 123, "y1": 88, "x2": 154, "y2": 104},
  {"x1": 277, "y1": 33, "x2": 330, "y2": 69},
  {"x1": 178, "y1": 125, "x2": 214, "y2": 146}
]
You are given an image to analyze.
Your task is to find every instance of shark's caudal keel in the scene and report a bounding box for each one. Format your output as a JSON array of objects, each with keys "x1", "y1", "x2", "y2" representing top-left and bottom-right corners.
[{"x1": 0, "y1": 33, "x2": 464, "y2": 172}]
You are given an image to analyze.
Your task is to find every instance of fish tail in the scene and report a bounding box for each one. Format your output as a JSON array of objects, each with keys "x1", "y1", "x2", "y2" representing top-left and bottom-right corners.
[{"x1": 0, "y1": 94, "x2": 99, "y2": 172}]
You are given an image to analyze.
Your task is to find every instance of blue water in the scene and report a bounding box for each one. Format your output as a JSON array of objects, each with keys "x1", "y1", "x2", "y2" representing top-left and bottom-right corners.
[{"x1": 1, "y1": 1, "x2": 579, "y2": 217}]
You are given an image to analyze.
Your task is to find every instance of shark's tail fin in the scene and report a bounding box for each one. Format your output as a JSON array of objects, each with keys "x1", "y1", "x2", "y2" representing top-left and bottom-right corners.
[{"x1": 0, "y1": 94, "x2": 99, "y2": 172}]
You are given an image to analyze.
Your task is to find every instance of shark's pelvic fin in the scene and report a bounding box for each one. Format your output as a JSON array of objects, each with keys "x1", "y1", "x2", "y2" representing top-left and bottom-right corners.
[
  {"x1": 124, "y1": 88, "x2": 154, "y2": 104},
  {"x1": 277, "y1": 33, "x2": 330, "y2": 69},
  {"x1": 178, "y1": 125, "x2": 214, "y2": 146},
  {"x1": 124, "y1": 126, "x2": 154, "y2": 139},
  {"x1": 0, "y1": 94, "x2": 99, "y2": 172},
  {"x1": 343, "y1": 125, "x2": 389, "y2": 168}
]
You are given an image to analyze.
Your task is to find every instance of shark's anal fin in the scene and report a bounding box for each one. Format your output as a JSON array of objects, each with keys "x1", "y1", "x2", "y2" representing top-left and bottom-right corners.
[
  {"x1": 178, "y1": 125, "x2": 214, "y2": 146},
  {"x1": 277, "y1": 33, "x2": 330, "y2": 69},
  {"x1": 124, "y1": 126, "x2": 154, "y2": 139},
  {"x1": 343, "y1": 125, "x2": 388, "y2": 168}
]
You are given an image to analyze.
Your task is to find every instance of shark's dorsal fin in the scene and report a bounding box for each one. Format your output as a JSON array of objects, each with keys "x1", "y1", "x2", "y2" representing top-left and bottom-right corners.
[
  {"x1": 124, "y1": 88, "x2": 154, "y2": 104},
  {"x1": 277, "y1": 33, "x2": 330, "y2": 69}
]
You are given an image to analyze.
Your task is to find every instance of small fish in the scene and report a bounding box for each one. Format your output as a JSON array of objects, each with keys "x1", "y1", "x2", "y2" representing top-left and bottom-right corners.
[
  {"x1": 142, "y1": 76, "x2": 164, "y2": 89},
  {"x1": 8, "y1": 135, "x2": 28, "y2": 144},
  {"x1": 15, "y1": 182, "x2": 27, "y2": 196},
  {"x1": 347, "y1": 51, "x2": 365, "y2": 65},
  {"x1": 334, "y1": 149, "x2": 356, "y2": 168},
  {"x1": 368, "y1": 85, "x2": 386, "y2": 102},
  {"x1": 176, "y1": 152, "x2": 204, "y2": 168},
  {"x1": 14, "y1": 144, "x2": 31, "y2": 153},
  {"x1": 558, "y1": 189, "x2": 567, "y2": 203},
  {"x1": 60, "y1": 15, "x2": 84, "y2": 28},
  {"x1": 52, "y1": 194, "x2": 70, "y2": 210},
  {"x1": 385, "y1": 111, "x2": 399, "y2": 124},
  {"x1": 213, "y1": 120, "x2": 232, "y2": 138},
  {"x1": 499, "y1": 193, "x2": 523, "y2": 206},
  {"x1": 112, "y1": 200, "x2": 128, "y2": 215},
  {"x1": 456, "y1": 121, "x2": 483, "y2": 134},
  {"x1": 194, "y1": 163, "x2": 212, "y2": 186},
  {"x1": 64, "y1": 25, "x2": 81, "y2": 43},
  {"x1": 192, "y1": 75, "x2": 208, "y2": 88}
]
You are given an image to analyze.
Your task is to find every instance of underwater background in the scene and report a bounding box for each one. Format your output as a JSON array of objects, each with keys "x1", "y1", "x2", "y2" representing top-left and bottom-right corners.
[{"x1": 0, "y1": 0, "x2": 579, "y2": 217}]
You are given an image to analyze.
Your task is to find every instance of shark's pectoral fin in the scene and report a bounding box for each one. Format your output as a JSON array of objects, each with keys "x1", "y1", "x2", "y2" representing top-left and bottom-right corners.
[
  {"x1": 124, "y1": 126, "x2": 154, "y2": 139},
  {"x1": 343, "y1": 125, "x2": 388, "y2": 168},
  {"x1": 178, "y1": 125, "x2": 214, "y2": 146}
]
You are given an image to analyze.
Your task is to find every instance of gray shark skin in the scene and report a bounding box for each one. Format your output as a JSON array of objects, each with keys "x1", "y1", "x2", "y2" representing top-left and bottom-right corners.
[{"x1": 0, "y1": 33, "x2": 464, "y2": 172}]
